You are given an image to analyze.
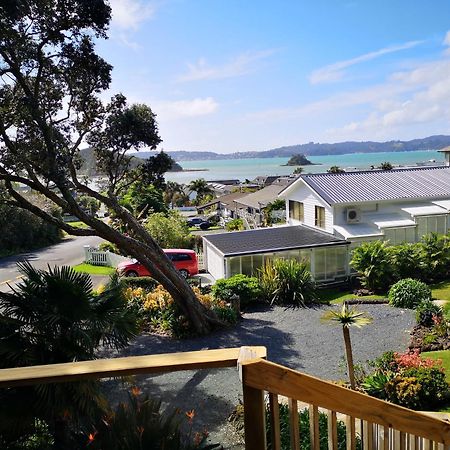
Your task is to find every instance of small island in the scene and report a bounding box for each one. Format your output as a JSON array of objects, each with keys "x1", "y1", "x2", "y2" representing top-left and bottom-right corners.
[{"x1": 283, "y1": 153, "x2": 316, "y2": 166}]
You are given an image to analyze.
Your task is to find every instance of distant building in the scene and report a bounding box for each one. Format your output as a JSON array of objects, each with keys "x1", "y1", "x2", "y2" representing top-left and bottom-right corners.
[{"x1": 203, "y1": 166, "x2": 450, "y2": 282}]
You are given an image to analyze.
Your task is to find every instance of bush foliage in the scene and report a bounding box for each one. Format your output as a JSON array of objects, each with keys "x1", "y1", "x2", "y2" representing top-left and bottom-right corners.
[
  {"x1": 211, "y1": 274, "x2": 261, "y2": 307},
  {"x1": 388, "y1": 278, "x2": 431, "y2": 309},
  {"x1": 123, "y1": 284, "x2": 237, "y2": 337},
  {"x1": 265, "y1": 404, "x2": 358, "y2": 450},
  {"x1": 363, "y1": 350, "x2": 448, "y2": 410},
  {"x1": 259, "y1": 259, "x2": 317, "y2": 307},
  {"x1": 351, "y1": 233, "x2": 450, "y2": 292},
  {"x1": 350, "y1": 240, "x2": 393, "y2": 292},
  {"x1": 145, "y1": 212, "x2": 194, "y2": 249},
  {"x1": 0, "y1": 204, "x2": 62, "y2": 256}
]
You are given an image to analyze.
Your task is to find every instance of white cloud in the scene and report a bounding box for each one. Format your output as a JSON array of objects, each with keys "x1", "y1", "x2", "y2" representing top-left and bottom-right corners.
[
  {"x1": 109, "y1": 0, "x2": 154, "y2": 31},
  {"x1": 309, "y1": 40, "x2": 423, "y2": 84},
  {"x1": 325, "y1": 59, "x2": 450, "y2": 139},
  {"x1": 178, "y1": 50, "x2": 276, "y2": 82},
  {"x1": 154, "y1": 97, "x2": 219, "y2": 120},
  {"x1": 444, "y1": 31, "x2": 450, "y2": 46}
]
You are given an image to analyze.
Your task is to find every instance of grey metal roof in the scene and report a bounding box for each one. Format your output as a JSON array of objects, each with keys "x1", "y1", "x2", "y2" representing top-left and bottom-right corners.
[
  {"x1": 234, "y1": 184, "x2": 287, "y2": 209},
  {"x1": 203, "y1": 225, "x2": 347, "y2": 257},
  {"x1": 298, "y1": 166, "x2": 450, "y2": 205}
]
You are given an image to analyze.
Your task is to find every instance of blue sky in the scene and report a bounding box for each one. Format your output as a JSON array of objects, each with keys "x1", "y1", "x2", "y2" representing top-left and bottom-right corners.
[{"x1": 97, "y1": 0, "x2": 450, "y2": 153}]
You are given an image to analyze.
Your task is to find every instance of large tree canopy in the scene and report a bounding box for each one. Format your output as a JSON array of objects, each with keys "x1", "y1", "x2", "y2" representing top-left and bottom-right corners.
[{"x1": 0, "y1": 0, "x2": 219, "y2": 334}]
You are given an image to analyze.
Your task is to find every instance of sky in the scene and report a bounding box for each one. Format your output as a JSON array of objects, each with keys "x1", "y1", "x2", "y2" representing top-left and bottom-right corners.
[{"x1": 96, "y1": 0, "x2": 450, "y2": 153}]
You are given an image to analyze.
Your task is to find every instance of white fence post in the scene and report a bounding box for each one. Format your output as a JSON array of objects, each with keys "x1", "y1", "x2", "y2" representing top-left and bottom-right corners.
[{"x1": 83, "y1": 246, "x2": 128, "y2": 267}]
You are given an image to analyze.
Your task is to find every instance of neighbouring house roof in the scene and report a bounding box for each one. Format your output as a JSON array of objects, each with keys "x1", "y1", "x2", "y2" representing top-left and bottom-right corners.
[
  {"x1": 252, "y1": 175, "x2": 280, "y2": 186},
  {"x1": 333, "y1": 223, "x2": 383, "y2": 240},
  {"x1": 279, "y1": 166, "x2": 450, "y2": 205},
  {"x1": 433, "y1": 199, "x2": 450, "y2": 210},
  {"x1": 203, "y1": 225, "x2": 347, "y2": 257},
  {"x1": 366, "y1": 213, "x2": 416, "y2": 229},
  {"x1": 234, "y1": 184, "x2": 287, "y2": 210},
  {"x1": 197, "y1": 191, "x2": 248, "y2": 211},
  {"x1": 401, "y1": 204, "x2": 448, "y2": 216}
]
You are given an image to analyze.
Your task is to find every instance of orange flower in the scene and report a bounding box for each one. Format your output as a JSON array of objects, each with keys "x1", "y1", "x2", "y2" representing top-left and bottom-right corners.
[
  {"x1": 87, "y1": 430, "x2": 98, "y2": 444},
  {"x1": 185, "y1": 409, "x2": 195, "y2": 423},
  {"x1": 137, "y1": 426, "x2": 145, "y2": 436},
  {"x1": 131, "y1": 386, "x2": 142, "y2": 397}
]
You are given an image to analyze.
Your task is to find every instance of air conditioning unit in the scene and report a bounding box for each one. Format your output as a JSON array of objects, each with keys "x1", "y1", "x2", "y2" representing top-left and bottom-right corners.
[{"x1": 346, "y1": 208, "x2": 361, "y2": 223}]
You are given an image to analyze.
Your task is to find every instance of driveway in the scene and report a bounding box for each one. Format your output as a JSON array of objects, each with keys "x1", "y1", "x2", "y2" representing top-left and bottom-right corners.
[
  {"x1": 0, "y1": 235, "x2": 103, "y2": 292},
  {"x1": 102, "y1": 303, "x2": 415, "y2": 448}
]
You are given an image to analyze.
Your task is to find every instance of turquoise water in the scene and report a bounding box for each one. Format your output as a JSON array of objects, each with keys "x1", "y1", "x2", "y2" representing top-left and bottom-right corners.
[{"x1": 165, "y1": 150, "x2": 444, "y2": 183}]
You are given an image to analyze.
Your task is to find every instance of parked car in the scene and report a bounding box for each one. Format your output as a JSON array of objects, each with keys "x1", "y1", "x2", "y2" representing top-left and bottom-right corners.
[
  {"x1": 187, "y1": 217, "x2": 211, "y2": 229},
  {"x1": 117, "y1": 249, "x2": 199, "y2": 279}
]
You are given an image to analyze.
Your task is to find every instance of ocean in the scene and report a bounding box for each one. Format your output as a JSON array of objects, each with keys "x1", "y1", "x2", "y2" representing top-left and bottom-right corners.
[{"x1": 165, "y1": 150, "x2": 444, "y2": 184}]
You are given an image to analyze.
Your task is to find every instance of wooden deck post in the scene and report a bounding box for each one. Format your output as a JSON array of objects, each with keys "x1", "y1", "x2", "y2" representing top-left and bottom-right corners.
[{"x1": 243, "y1": 380, "x2": 266, "y2": 450}]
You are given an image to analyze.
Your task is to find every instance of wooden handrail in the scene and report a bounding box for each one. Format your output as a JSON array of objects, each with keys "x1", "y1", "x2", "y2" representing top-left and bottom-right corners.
[
  {"x1": 241, "y1": 358, "x2": 450, "y2": 445},
  {"x1": 0, "y1": 346, "x2": 267, "y2": 388}
]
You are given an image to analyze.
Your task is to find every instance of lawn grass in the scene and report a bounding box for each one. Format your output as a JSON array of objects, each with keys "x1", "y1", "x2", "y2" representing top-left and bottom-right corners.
[
  {"x1": 430, "y1": 280, "x2": 450, "y2": 302},
  {"x1": 318, "y1": 288, "x2": 386, "y2": 304},
  {"x1": 421, "y1": 350, "x2": 450, "y2": 382},
  {"x1": 66, "y1": 221, "x2": 90, "y2": 229},
  {"x1": 72, "y1": 263, "x2": 115, "y2": 276}
]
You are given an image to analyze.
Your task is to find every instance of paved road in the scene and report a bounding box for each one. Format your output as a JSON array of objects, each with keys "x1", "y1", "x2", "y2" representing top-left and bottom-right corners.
[{"x1": 0, "y1": 235, "x2": 104, "y2": 292}]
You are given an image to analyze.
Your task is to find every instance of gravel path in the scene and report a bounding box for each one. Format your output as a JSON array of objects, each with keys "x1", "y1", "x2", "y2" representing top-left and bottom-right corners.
[{"x1": 102, "y1": 304, "x2": 415, "y2": 448}]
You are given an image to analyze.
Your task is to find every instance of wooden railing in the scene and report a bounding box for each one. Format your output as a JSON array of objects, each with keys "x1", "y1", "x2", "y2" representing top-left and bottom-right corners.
[
  {"x1": 240, "y1": 358, "x2": 450, "y2": 450},
  {"x1": 1, "y1": 348, "x2": 449, "y2": 450},
  {"x1": 0, "y1": 346, "x2": 266, "y2": 388}
]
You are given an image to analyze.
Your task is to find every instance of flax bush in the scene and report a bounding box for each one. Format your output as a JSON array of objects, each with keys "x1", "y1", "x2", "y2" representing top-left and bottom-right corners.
[{"x1": 259, "y1": 259, "x2": 317, "y2": 307}]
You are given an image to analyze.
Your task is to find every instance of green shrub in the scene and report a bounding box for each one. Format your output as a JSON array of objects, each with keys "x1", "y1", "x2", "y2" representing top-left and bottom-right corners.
[
  {"x1": 225, "y1": 218, "x2": 244, "y2": 231},
  {"x1": 419, "y1": 233, "x2": 450, "y2": 281},
  {"x1": 265, "y1": 404, "x2": 359, "y2": 450},
  {"x1": 364, "y1": 350, "x2": 449, "y2": 410},
  {"x1": 211, "y1": 274, "x2": 261, "y2": 307},
  {"x1": 98, "y1": 241, "x2": 121, "y2": 254},
  {"x1": 385, "y1": 367, "x2": 448, "y2": 410},
  {"x1": 388, "y1": 278, "x2": 431, "y2": 309},
  {"x1": 391, "y1": 243, "x2": 425, "y2": 281},
  {"x1": 415, "y1": 301, "x2": 443, "y2": 327},
  {"x1": 144, "y1": 211, "x2": 193, "y2": 249},
  {"x1": 260, "y1": 259, "x2": 317, "y2": 307},
  {"x1": 0, "y1": 204, "x2": 62, "y2": 256},
  {"x1": 350, "y1": 241, "x2": 393, "y2": 292}
]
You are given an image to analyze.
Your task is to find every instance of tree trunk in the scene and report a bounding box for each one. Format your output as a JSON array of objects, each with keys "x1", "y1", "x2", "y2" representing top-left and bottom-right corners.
[
  {"x1": 91, "y1": 220, "x2": 221, "y2": 335},
  {"x1": 342, "y1": 326, "x2": 356, "y2": 389}
]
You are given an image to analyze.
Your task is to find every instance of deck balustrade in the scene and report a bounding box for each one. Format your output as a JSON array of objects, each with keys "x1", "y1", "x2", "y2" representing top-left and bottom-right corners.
[{"x1": 0, "y1": 347, "x2": 448, "y2": 449}]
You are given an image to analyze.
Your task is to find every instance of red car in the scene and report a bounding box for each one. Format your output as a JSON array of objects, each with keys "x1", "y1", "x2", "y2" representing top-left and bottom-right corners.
[{"x1": 117, "y1": 249, "x2": 199, "y2": 279}]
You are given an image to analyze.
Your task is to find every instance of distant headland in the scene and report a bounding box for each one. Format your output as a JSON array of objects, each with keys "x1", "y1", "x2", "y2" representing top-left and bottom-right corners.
[{"x1": 136, "y1": 135, "x2": 450, "y2": 162}]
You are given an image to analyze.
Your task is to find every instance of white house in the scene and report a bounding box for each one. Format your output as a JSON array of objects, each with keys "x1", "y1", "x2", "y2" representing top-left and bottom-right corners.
[
  {"x1": 203, "y1": 165, "x2": 450, "y2": 282},
  {"x1": 280, "y1": 166, "x2": 450, "y2": 248}
]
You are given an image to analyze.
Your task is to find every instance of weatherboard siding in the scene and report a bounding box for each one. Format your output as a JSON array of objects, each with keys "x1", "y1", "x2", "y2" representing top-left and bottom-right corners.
[
  {"x1": 286, "y1": 183, "x2": 333, "y2": 233},
  {"x1": 204, "y1": 242, "x2": 224, "y2": 280}
]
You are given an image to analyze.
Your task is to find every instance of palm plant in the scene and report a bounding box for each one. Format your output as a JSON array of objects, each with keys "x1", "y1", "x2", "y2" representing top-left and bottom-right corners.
[
  {"x1": 321, "y1": 303, "x2": 372, "y2": 389},
  {"x1": 165, "y1": 181, "x2": 189, "y2": 207},
  {"x1": 188, "y1": 178, "x2": 213, "y2": 205},
  {"x1": 0, "y1": 263, "x2": 138, "y2": 447},
  {"x1": 350, "y1": 240, "x2": 393, "y2": 292}
]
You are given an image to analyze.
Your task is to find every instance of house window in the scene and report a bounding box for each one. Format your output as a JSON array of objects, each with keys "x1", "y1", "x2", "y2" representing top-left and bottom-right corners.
[
  {"x1": 289, "y1": 200, "x2": 304, "y2": 221},
  {"x1": 315, "y1": 206, "x2": 326, "y2": 228}
]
